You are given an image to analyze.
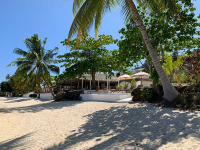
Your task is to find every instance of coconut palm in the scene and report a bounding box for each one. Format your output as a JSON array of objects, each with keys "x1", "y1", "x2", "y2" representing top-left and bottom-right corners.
[
  {"x1": 8, "y1": 34, "x2": 59, "y2": 98},
  {"x1": 68, "y1": 0, "x2": 180, "y2": 101},
  {"x1": 162, "y1": 53, "x2": 186, "y2": 83}
]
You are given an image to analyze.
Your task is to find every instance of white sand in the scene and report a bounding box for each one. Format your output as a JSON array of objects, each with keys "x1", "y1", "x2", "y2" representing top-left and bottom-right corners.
[{"x1": 0, "y1": 97, "x2": 200, "y2": 150}]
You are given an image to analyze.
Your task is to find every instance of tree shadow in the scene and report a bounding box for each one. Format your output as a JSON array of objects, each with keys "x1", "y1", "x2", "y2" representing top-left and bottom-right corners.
[
  {"x1": 45, "y1": 104, "x2": 200, "y2": 150},
  {"x1": 0, "y1": 133, "x2": 34, "y2": 150},
  {"x1": 0, "y1": 101, "x2": 83, "y2": 114},
  {"x1": 5, "y1": 97, "x2": 32, "y2": 103}
]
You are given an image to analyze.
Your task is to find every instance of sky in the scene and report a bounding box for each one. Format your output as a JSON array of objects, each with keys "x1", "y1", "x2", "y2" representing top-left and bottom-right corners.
[{"x1": 0, "y1": 0, "x2": 199, "y2": 82}]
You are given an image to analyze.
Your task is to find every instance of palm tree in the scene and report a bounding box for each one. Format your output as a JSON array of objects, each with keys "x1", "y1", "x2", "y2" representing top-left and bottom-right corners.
[
  {"x1": 8, "y1": 34, "x2": 59, "y2": 98},
  {"x1": 68, "y1": 0, "x2": 180, "y2": 101},
  {"x1": 162, "y1": 53, "x2": 186, "y2": 83}
]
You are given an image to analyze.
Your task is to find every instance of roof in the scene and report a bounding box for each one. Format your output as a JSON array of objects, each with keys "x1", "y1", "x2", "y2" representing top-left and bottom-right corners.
[{"x1": 81, "y1": 72, "x2": 118, "y2": 81}]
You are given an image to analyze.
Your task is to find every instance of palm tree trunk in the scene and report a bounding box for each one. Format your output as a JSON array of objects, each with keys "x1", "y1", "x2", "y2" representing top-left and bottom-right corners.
[{"x1": 126, "y1": 0, "x2": 179, "y2": 101}]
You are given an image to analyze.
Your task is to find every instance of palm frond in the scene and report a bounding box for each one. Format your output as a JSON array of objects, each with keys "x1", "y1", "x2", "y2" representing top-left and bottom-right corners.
[
  {"x1": 13, "y1": 48, "x2": 28, "y2": 57},
  {"x1": 69, "y1": 0, "x2": 119, "y2": 39},
  {"x1": 46, "y1": 64, "x2": 60, "y2": 74},
  {"x1": 70, "y1": 0, "x2": 179, "y2": 39},
  {"x1": 73, "y1": 0, "x2": 85, "y2": 17},
  {"x1": 44, "y1": 49, "x2": 58, "y2": 62}
]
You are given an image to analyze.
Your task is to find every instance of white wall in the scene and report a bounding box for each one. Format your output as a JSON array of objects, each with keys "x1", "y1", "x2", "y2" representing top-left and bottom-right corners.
[
  {"x1": 40, "y1": 93, "x2": 52, "y2": 100},
  {"x1": 136, "y1": 80, "x2": 153, "y2": 88},
  {"x1": 23, "y1": 92, "x2": 132, "y2": 102},
  {"x1": 81, "y1": 93, "x2": 131, "y2": 102},
  {"x1": 23, "y1": 92, "x2": 53, "y2": 100},
  {"x1": 23, "y1": 92, "x2": 33, "y2": 98}
]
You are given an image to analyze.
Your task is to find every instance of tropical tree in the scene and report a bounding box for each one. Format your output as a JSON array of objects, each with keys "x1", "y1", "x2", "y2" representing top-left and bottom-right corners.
[
  {"x1": 117, "y1": 1, "x2": 200, "y2": 76},
  {"x1": 68, "y1": 0, "x2": 182, "y2": 102},
  {"x1": 58, "y1": 34, "x2": 122, "y2": 89},
  {"x1": 8, "y1": 34, "x2": 59, "y2": 98}
]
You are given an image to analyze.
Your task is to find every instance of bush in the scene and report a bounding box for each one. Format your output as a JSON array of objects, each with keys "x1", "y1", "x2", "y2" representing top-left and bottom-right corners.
[
  {"x1": 131, "y1": 88, "x2": 144, "y2": 101},
  {"x1": 119, "y1": 84, "x2": 124, "y2": 89},
  {"x1": 29, "y1": 94, "x2": 37, "y2": 98},
  {"x1": 54, "y1": 90, "x2": 82, "y2": 101},
  {"x1": 194, "y1": 92, "x2": 200, "y2": 105},
  {"x1": 131, "y1": 84, "x2": 164, "y2": 103},
  {"x1": 131, "y1": 84, "x2": 200, "y2": 110},
  {"x1": 124, "y1": 83, "x2": 129, "y2": 89},
  {"x1": 141, "y1": 88, "x2": 162, "y2": 103},
  {"x1": 131, "y1": 78, "x2": 136, "y2": 89},
  {"x1": 175, "y1": 84, "x2": 200, "y2": 110},
  {"x1": 0, "y1": 92, "x2": 6, "y2": 97}
]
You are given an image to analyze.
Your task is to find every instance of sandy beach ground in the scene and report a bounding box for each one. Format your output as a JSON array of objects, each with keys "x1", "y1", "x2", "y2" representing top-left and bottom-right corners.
[{"x1": 0, "y1": 97, "x2": 200, "y2": 150}]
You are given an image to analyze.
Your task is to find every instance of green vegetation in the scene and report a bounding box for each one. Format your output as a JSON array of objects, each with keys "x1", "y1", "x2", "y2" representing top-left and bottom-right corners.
[
  {"x1": 3, "y1": 0, "x2": 200, "y2": 109},
  {"x1": 131, "y1": 78, "x2": 136, "y2": 89},
  {"x1": 117, "y1": 1, "x2": 199, "y2": 81},
  {"x1": 162, "y1": 54, "x2": 187, "y2": 83},
  {"x1": 68, "y1": 0, "x2": 184, "y2": 101},
  {"x1": 8, "y1": 34, "x2": 59, "y2": 98},
  {"x1": 57, "y1": 34, "x2": 123, "y2": 89}
]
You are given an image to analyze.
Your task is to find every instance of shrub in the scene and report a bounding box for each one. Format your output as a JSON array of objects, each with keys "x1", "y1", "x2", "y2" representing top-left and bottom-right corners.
[
  {"x1": 124, "y1": 83, "x2": 129, "y2": 89},
  {"x1": 29, "y1": 94, "x2": 37, "y2": 98},
  {"x1": 54, "y1": 90, "x2": 82, "y2": 101},
  {"x1": 131, "y1": 84, "x2": 200, "y2": 110},
  {"x1": 175, "y1": 94, "x2": 186, "y2": 105},
  {"x1": 141, "y1": 88, "x2": 161, "y2": 103},
  {"x1": 131, "y1": 78, "x2": 136, "y2": 89},
  {"x1": 131, "y1": 88, "x2": 144, "y2": 101},
  {"x1": 0, "y1": 92, "x2": 6, "y2": 97},
  {"x1": 119, "y1": 84, "x2": 124, "y2": 89},
  {"x1": 194, "y1": 92, "x2": 200, "y2": 105}
]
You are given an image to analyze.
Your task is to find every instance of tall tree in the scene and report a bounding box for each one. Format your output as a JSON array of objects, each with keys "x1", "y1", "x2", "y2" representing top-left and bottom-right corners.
[
  {"x1": 117, "y1": 1, "x2": 199, "y2": 82},
  {"x1": 58, "y1": 34, "x2": 121, "y2": 89},
  {"x1": 8, "y1": 34, "x2": 59, "y2": 98},
  {"x1": 69, "y1": 0, "x2": 181, "y2": 101}
]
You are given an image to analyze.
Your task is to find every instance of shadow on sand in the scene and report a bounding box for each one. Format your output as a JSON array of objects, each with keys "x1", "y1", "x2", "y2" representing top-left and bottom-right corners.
[
  {"x1": 0, "y1": 133, "x2": 34, "y2": 150},
  {"x1": 5, "y1": 97, "x2": 33, "y2": 103},
  {"x1": 0, "y1": 98, "x2": 83, "y2": 114},
  {"x1": 45, "y1": 105, "x2": 200, "y2": 150}
]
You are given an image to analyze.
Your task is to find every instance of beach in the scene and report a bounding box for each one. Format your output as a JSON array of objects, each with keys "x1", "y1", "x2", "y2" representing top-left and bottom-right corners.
[{"x1": 0, "y1": 97, "x2": 200, "y2": 150}]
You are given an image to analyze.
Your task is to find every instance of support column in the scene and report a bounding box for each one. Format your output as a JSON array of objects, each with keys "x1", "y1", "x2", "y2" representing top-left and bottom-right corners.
[
  {"x1": 98, "y1": 80, "x2": 99, "y2": 90},
  {"x1": 82, "y1": 78, "x2": 83, "y2": 90},
  {"x1": 90, "y1": 80, "x2": 91, "y2": 90},
  {"x1": 107, "y1": 79, "x2": 108, "y2": 90},
  {"x1": 78, "y1": 80, "x2": 79, "y2": 89}
]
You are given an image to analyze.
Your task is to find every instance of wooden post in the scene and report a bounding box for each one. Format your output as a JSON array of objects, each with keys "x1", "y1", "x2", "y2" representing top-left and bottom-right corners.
[
  {"x1": 78, "y1": 80, "x2": 79, "y2": 89},
  {"x1": 107, "y1": 79, "x2": 108, "y2": 90},
  {"x1": 82, "y1": 78, "x2": 83, "y2": 90},
  {"x1": 90, "y1": 80, "x2": 91, "y2": 90},
  {"x1": 98, "y1": 80, "x2": 99, "y2": 90}
]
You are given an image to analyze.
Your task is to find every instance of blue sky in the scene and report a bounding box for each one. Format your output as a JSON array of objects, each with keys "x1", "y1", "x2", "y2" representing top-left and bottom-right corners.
[{"x1": 0, "y1": 0, "x2": 199, "y2": 82}]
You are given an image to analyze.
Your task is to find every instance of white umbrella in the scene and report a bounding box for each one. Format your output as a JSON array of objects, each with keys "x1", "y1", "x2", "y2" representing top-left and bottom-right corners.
[
  {"x1": 132, "y1": 72, "x2": 150, "y2": 86},
  {"x1": 117, "y1": 74, "x2": 134, "y2": 89},
  {"x1": 117, "y1": 74, "x2": 131, "y2": 79}
]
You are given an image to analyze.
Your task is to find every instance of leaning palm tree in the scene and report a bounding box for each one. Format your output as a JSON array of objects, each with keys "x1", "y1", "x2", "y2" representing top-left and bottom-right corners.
[
  {"x1": 8, "y1": 34, "x2": 59, "y2": 98},
  {"x1": 68, "y1": 0, "x2": 180, "y2": 102}
]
